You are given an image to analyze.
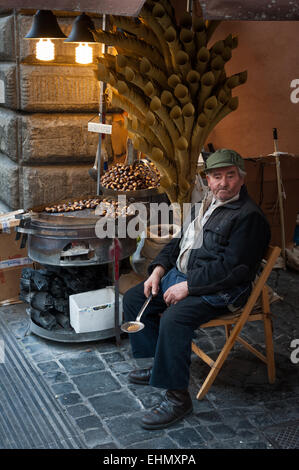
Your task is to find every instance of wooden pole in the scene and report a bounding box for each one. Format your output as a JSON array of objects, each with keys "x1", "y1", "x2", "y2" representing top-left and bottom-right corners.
[
  {"x1": 273, "y1": 128, "x2": 286, "y2": 266},
  {"x1": 96, "y1": 14, "x2": 107, "y2": 195}
]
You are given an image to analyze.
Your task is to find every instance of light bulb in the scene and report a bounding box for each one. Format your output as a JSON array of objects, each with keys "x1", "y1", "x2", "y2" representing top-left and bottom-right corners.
[
  {"x1": 75, "y1": 43, "x2": 93, "y2": 64},
  {"x1": 36, "y1": 38, "x2": 55, "y2": 61}
]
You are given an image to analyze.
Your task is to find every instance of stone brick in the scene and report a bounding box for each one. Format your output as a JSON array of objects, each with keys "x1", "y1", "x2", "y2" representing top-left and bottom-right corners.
[
  {"x1": 83, "y1": 428, "x2": 110, "y2": 448},
  {"x1": 101, "y1": 351, "x2": 126, "y2": 364},
  {"x1": 0, "y1": 63, "x2": 17, "y2": 109},
  {"x1": 31, "y1": 352, "x2": 54, "y2": 363},
  {"x1": 37, "y1": 360, "x2": 61, "y2": 373},
  {"x1": 110, "y1": 361, "x2": 135, "y2": 374},
  {"x1": 51, "y1": 382, "x2": 76, "y2": 396},
  {"x1": 127, "y1": 436, "x2": 179, "y2": 450},
  {"x1": 93, "y1": 442, "x2": 118, "y2": 449},
  {"x1": 0, "y1": 108, "x2": 18, "y2": 161},
  {"x1": 58, "y1": 351, "x2": 105, "y2": 376},
  {"x1": 58, "y1": 392, "x2": 82, "y2": 406},
  {"x1": 42, "y1": 371, "x2": 69, "y2": 385},
  {"x1": 66, "y1": 404, "x2": 91, "y2": 419},
  {"x1": 207, "y1": 423, "x2": 237, "y2": 440},
  {"x1": 19, "y1": 15, "x2": 103, "y2": 64},
  {"x1": 76, "y1": 415, "x2": 103, "y2": 431},
  {"x1": 19, "y1": 64, "x2": 100, "y2": 112},
  {"x1": 20, "y1": 113, "x2": 98, "y2": 163},
  {"x1": 193, "y1": 410, "x2": 223, "y2": 425},
  {"x1": 0, "y1": 15, "x2": 15, "y2": 60},
  {"x1": 20, "y1": 164, "x2": 97, "y2": 209},
  {"x1": 0, "y1": 153, "x2": 19, "y2": 208},
  {"x1": 72, "y1": 371, "x2": 121, "y2": 397},
  {"x1": 89, "y1": 390, "x2": 142, "y2": 418},
  {"x1": 168, "y1": 427, "x2": 206, "y2": 448},
  {"x1": 105, "y1": 413, "x2": 164, "y2": 447},
  {"x1": 24, "y1": 343, "x2": 49, "y2": 355}
]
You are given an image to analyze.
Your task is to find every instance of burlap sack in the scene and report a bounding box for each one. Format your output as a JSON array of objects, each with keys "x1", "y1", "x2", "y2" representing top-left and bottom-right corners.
[
  {"x1": 253, "y1": 283, "x2": 282, "y2": 310},
  {"x1": 286, "y1": 246, "x2": 299, "y2": 271},
  {"x1": 119, "y1": 271, "x2": 146, "y2": 295},
  {"x1": 141, "y1": 224, "x2": 181, "y2": 260}
]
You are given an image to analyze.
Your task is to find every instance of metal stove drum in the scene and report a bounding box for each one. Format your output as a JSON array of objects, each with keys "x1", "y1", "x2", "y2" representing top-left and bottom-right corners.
[{"x1": 16, "y1": 195, "x2": 137, "y2": 342}]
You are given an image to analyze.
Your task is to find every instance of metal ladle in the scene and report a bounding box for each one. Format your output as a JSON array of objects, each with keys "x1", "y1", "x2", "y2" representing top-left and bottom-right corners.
[{"x1": 121, "y1": 293, "x2": 153, "y2": 333}]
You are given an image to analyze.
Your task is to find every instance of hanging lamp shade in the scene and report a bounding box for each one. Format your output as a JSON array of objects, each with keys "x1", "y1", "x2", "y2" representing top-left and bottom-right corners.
[
  {"x1": 64, "y1": 13, "x2": 96, "y2": 43},
  {"x1": 25, "y1": 10, "x2": 66, "y2": 39}
]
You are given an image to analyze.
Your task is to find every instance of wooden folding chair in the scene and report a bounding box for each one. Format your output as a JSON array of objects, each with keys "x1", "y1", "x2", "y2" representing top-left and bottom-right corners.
[{"x1": 192, "y1": 245, "x2": 281, "y2": 400}]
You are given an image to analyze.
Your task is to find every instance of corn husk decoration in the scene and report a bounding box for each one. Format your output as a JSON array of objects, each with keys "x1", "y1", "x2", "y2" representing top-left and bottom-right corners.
[{"x1": 93, "y1": 0, "x2": 247, "y2": 205}]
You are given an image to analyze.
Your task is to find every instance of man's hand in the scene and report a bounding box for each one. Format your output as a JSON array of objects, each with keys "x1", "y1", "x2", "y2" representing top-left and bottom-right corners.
[
  {"x1": 163, "y1": 281, "x2": 189, "y2": 306},
  {"x1": 144, "y1": 265, "x2": 165, "y2": 298}
]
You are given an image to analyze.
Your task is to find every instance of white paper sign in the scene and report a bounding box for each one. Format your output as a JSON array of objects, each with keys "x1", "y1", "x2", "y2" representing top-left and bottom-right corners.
[
  {"x1": 0, "y1": 80, "x2": 4, "y2": 103},
  {"x1": 88, "y1": 122, "x2": 112, "y2": 134},
  {"x1": 0, "y1": 257, "x2": 32, "y2": 269}
]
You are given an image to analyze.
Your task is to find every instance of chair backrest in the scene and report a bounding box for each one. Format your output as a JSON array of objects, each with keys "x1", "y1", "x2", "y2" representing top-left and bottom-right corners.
[{"x1": 242, "y1": 245, "x2": 281, "y2": 317}]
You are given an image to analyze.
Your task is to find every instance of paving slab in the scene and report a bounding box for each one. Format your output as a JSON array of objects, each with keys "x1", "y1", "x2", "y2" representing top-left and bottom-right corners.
[
  {"x1": 72, "y1": 371, "x2": 121, "y2": 397},
  {"x1": 89, "y1": 390, "x2": 143, "y2": 418}
]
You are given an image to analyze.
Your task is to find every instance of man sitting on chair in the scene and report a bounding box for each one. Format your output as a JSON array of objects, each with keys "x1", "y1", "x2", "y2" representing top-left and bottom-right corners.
[{"x1": 123, "y1": 149, "x2": 271, "y2": 430}]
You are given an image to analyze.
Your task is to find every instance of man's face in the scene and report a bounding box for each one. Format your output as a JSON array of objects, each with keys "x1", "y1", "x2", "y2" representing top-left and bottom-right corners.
[{"x1": 206, "y1": 165, "x2": 244, "y2": 202}]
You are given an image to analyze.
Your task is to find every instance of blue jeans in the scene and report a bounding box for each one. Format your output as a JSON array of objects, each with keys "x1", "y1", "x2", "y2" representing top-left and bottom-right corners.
[
  {"x1": 160, "y1": 267, "x2": 187, "y2": 293},
  {"x1": 202, "y1": 284, "x2": 251, "y2": 310},
  {"x1": 161, "y1": 267, "x2": 251, "y2": 310},
  {"x1": 123, "y1": 280, "x2": 229, "y2": 390},
  {"x1": 123, "y1": 268, "x2": 251, "y2": 389}
]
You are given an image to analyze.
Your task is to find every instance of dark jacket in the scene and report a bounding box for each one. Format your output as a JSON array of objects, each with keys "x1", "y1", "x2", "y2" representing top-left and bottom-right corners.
[{"x1": 148, "y1": 185, "x2": 271, "y2": 296}]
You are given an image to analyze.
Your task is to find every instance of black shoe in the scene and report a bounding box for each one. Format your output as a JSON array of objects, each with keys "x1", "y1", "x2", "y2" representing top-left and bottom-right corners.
[
  {"x1": 128, "y1": 367, "x2": 152, "y2": 385},
  {"x1": 141, "y1": 389, "x2": 193, "y2": 430}
]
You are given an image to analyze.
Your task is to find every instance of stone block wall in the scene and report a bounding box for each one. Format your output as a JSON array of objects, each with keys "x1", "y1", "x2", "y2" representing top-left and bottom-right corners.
[{"x1": 0, "y1": 9, "x2": 115, "y2": 211}]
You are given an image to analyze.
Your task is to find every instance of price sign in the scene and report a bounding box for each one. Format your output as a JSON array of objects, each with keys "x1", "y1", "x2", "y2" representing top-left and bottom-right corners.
[{"x1": 88, "y1": 122, "x2": 112, "y2": 134}]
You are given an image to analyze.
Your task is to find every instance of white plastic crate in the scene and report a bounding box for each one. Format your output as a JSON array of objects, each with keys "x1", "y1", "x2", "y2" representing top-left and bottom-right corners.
[{"x1": 69, "y1": 286, "x2": 123, "y2": 333}]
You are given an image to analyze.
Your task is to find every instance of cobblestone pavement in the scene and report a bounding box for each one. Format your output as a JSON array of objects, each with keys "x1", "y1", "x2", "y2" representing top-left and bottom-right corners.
[{"x1": 0, "y1": 267, "x2": 298, "y2": 450}]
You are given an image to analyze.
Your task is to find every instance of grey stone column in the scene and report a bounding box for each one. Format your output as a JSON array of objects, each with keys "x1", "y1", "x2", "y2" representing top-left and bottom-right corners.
[{"x1": 0, "y1": 9, "x2": 107, "y2": 210}]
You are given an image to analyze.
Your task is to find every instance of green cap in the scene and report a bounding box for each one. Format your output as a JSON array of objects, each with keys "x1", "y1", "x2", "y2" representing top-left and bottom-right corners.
[{"x1": 205, "y1": 149, "x2": 245, "y2": 172}]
